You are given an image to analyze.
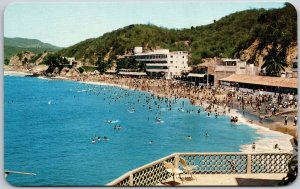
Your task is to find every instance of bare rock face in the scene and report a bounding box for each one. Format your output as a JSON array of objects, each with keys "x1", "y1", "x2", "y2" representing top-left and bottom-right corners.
[
  {"x1": 239, "y1": 40, "x2": 297, "y2": 69},
  {"x1": 239, "y1": 39, "x2": 260, "y2": 63},
  {"x1": 239, "y1": 39, "x2": 272, "y2": 67},
  {"x1": 286, "y1": 42, "x2": 297, "y2": 70},
  {"x1": 35, "y1": 52, "x2": 49, "y2": 65},
  {"x1": 53, "y1": 67, "x2": 60, "y2": 75},
  {"x1": 60, "y1": 67, "x2": 70, "y2": 76},
  {"x1": 65, "y1": 68, "x2": 80, "y2": 77},
  {"x1": 9, "y1": 51, "x2": 35, "y2": 66},
  {"x1": 32, "y1": 65, "x2": 49, "y2": 72},
  {"x1": 59, "y1": 67, "x2": 80, "y2": 77}
]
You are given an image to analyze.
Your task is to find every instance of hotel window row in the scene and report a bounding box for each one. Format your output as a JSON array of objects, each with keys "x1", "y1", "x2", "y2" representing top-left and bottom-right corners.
[{"x1": 135, "y1": 55, "x2": 168, "y2": 59}]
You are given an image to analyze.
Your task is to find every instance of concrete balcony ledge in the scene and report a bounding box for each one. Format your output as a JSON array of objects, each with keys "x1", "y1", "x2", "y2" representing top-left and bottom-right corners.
[
  {"x1": 107, "y1": 152, "x2": 293, "y2": 186},
  {"x1": 158, "y1": 173, "x2": 287, "y2": 186},
  {"x1": 146, "y1": 69, "x2": 169, "y2": 72}
]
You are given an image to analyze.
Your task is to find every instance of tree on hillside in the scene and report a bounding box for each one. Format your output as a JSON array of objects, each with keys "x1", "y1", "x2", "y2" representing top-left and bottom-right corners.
[
  {"x1": 137, "y1": 61, "x2": 146, "y2": 72},
  {"x1": 4, "y1": 58, "x2": 10, "y2": 65},
  {"x1": 57, "y1": 3, "x2": 296, "y2": 65},
  {"x1": 262, "y1": 47, "x2": 287, "y2": 76},
  {"x1": 116, "y1": 58, "x2": 131, "y2": 71},
  {"x1": 97, "y1": 58, "x2": 105, "y2": 73},
  {"x1": 22, "y1": 57, "x2": 28, "y2": 65},
  {"x1": 43, "y1": 54, "x2": 62, "y2": 67},
  {"x1": 116, "y1": 58, "x2": 145, "y2": 71},
  {"x1": 97, "y1": 57, "x2": 112, "y2": 73}
]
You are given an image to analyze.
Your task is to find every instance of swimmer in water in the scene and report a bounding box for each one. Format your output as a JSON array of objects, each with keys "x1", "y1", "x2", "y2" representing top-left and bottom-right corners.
[
  {"x1": 252, "y1": 142, "x2": 256, "y2": 150},
  {"x1": 187, "y1": 136, "x2": 192, "y2": 140},
  {"x1": 205, "y1": 133, "x2": 209, "y2": 137},
  {"x1": 149, "y1": 140, "x2": 153, "y2": 144}
]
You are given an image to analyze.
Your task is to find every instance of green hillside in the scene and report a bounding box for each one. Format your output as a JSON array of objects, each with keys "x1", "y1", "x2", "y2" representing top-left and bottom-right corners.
[
  {"x1": 57, "y1": 3, "x2": 296, "y2": 65},
  {"x1": 4, "y1": 37, "x2": 61, "y2": 60}
]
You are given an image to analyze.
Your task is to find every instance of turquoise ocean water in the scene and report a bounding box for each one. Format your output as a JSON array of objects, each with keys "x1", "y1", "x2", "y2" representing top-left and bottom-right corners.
[{"x1": 4, "y1": 76, "x2": 261, "y2": 186}]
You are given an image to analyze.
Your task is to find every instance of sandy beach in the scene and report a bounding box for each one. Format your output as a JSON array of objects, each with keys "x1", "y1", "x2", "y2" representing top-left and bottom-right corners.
[
  {"x1": 4, "y1": 70, "x2": 296, "y2": 153},
  {"x1": 4, "y1": 70, "x2": 33, "y2": 76}
]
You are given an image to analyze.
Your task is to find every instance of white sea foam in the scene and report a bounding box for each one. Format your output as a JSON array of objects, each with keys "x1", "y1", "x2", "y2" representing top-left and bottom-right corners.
[
  {"x1": 79, "y1": 81, "x2": 130, "y2": 89},
  {"x1": 37, "y1": 76, "x2": 51, "y2": 80}
]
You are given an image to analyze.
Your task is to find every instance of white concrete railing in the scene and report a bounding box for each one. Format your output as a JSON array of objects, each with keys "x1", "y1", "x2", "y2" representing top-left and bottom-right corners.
[
  {"x1": 145, "y1": 69, "x2": 168, "y2": 72},
  {"x1": 106, "y1": 152, "x2": 293, "y2": 186}
]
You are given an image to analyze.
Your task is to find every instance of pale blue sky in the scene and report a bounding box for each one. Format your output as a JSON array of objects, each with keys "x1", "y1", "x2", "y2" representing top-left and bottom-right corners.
[{"x1": 4, "y1": 1, "x2": 285, "y2": 47}]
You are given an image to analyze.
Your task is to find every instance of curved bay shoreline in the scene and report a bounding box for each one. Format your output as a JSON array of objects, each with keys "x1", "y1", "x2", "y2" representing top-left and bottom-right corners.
[{"x1": 4, "y1": 70, "x2": 296, "y2": 153}]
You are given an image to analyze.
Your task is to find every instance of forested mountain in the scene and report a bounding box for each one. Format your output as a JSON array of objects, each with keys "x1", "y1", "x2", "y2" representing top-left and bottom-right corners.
[
  {"x1": 57, "y1": 3, "x2": 297, "y2": 66},
  {"x1": 4, "y1": 37, "x2": 61, "y2": 61}
]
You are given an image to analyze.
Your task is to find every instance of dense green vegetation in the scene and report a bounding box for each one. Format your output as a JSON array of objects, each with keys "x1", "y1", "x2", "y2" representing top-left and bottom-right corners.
[
  {"x1": 43, "y1": 54, "x2": 69, "y2": 67},
  {"x1": 79, "y1": 66, "x2": 99, "y2": 72},
  {"x1": 116, "y1": 58, "x2": 145, "y2": 71},
  {"x1": 57, "y1": 3, "x2": 296, "y2": 66},
  {"x1": 262, "y1": 48, "x2": 288, "y2": 76},
  {"x1": 29, "y1": 53, "x2": 43, "y2": 63},
  {"x1": 4, "y1": 37, "x2": 61, "y2": 60}
]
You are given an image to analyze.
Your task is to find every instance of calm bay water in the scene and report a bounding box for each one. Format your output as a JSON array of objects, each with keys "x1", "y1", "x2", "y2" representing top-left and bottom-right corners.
[{"x1": 4, "y1": 76, "x2": 261, "y2": 186}]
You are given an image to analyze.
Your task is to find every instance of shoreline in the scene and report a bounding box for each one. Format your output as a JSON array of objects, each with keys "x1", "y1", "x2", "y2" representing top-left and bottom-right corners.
[
  {"x1": 231, "y1": 109, "x2": 293, "y2": 153},
  {"x1": 4, "y1": 70, "x2": 295, "y2": 153},
  {"x1": 4, "y1": 70, "x2": 33, "y2": 76}
]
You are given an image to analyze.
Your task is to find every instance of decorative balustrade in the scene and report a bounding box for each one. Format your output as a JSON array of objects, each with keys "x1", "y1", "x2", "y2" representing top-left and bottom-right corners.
[
  {"x1": 107, "y1": 153, "x2": 175, "y2": 186},
  {"x1": 107, "y1": 152, "x2": 293, "y2": 186}
]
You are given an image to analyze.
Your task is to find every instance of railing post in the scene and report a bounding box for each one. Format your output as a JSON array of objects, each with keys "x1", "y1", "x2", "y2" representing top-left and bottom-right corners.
[
  {"x1": 247, "y1": 154, "x2": 252, "y2": 174},
  {"x1": 174, "y1": 154, "x2": 179, "y2": 169},
  {"x1": 129, "y1": 173, "x2": 133, "y2": 186}
]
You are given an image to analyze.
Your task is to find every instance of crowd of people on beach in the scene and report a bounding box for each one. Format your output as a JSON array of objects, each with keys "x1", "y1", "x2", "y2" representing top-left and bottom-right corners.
[
  {"x1": 56, "y1": 73, "x2": 297, "y2": 150},
  {"x1": 73, "y1": 73, "x2": 297, "y2": 123}
]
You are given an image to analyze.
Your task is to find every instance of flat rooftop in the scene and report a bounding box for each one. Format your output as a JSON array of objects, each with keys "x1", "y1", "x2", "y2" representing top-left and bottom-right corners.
[{"x1": 220, "y1": 74, "x2": 297, "y2": 89}]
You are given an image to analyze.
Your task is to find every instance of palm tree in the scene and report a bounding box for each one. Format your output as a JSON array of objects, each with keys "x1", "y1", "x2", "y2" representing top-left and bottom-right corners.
[{"x1": 262, "y1": 47, "x2": 287, "y2": 76}]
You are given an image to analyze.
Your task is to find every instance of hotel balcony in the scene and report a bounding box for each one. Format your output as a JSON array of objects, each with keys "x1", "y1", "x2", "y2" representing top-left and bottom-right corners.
[
  {"x1": 107, "y1": 152, "x2": 293, "y2": 186},
  {"x1": 135, "y1": 58, "x2": 168, "y2": 62},
  {"x1": 146, "y1": 63, "x2": 169, "y2": 67}
]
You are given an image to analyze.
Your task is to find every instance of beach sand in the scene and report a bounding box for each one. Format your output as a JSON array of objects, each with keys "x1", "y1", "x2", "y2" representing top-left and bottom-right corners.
[
  {"x1": 4, "y1": 70, "x2": 32, "y2": 76},
  {"x1": 231, "y1": 109, "x2": 293, "y2": 153}
]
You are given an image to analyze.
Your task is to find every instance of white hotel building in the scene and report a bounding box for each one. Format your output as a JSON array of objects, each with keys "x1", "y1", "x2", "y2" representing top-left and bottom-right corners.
[{"x1": 128, "y1": 47, "x2": 190, "y2": 79}]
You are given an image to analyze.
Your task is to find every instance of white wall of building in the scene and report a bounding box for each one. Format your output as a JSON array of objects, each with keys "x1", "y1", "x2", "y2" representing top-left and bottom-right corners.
[
  {"x1": 132, "y1": 48, "x2": 189, "y2": 79},
  {"x1": 134, "y1": 47, "x2": 143, "y2": 54}
]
